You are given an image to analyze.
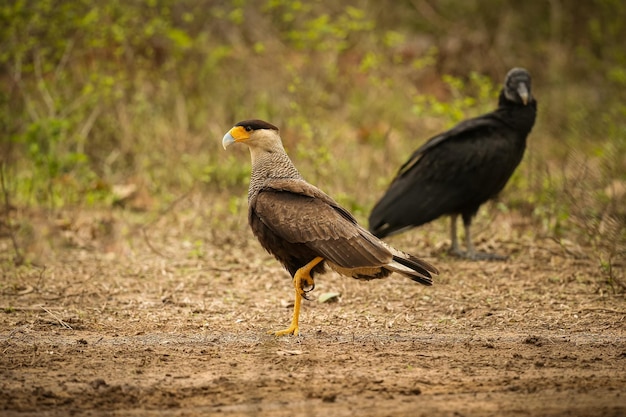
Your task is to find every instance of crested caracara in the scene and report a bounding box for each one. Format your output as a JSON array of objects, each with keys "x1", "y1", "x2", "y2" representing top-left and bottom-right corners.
[{"x1": 223, "y1": 119, "x2": 438, "y2": 336}]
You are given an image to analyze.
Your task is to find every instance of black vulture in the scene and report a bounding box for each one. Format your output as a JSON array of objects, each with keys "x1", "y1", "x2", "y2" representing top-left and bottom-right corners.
[
  {"x1": 369, "y1": 68, "x2": 537, "y2": 260},
  {"x1": 222, "y1": 120, "x2": 437, "y2": 336}
]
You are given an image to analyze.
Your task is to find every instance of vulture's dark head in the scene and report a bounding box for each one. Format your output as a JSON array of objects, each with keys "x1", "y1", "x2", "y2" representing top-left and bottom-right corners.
[{"x1": 502, "y1": 68, "x2": 533, "y2": 106}]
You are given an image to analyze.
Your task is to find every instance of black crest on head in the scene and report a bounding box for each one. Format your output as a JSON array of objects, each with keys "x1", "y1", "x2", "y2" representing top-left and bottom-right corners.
[{"x1": 235, "y1": 119, "x2": 279, "y2": 132}]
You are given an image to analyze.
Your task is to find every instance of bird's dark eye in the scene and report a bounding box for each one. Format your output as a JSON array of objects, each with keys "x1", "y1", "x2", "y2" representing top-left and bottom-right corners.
[{"x1": 245, "y1": 126, "x2": 253, "y2": 132}]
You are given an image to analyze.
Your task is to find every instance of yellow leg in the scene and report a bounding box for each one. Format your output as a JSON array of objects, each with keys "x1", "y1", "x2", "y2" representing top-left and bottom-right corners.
[{"x1": 271, "y1": 257, "x2": 324, "y2": 336}]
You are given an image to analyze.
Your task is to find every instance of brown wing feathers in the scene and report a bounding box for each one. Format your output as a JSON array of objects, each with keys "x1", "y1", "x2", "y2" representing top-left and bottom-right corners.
[{"x1": 253, "y1": 184, "x2": 392, "y2": 269}]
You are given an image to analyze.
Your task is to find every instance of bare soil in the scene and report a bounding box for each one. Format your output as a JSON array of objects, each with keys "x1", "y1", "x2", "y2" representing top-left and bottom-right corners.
[{"x1": 1, "y1": 205, "x2": 625, "y2": 416}]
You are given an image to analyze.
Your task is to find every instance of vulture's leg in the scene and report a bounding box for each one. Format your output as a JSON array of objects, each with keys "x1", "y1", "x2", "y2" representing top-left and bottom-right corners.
[
  {"x1": 462, "y1": 216, "x2": 507, "y2": 261},
  {"x1": 463, "y1": 220, "x2": 477, "y2": 258},
  {"x1": 448, "y1": 214, "x2": 464, "y2": 257},
  {"x1": 272, "y1": 257, "x2": 324, "y2": 336}
]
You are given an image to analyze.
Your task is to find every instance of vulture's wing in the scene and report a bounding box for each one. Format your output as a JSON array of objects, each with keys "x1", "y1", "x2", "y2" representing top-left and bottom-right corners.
[{"x1": 395, "y1": 115, "x2": 500, "y2": 180}]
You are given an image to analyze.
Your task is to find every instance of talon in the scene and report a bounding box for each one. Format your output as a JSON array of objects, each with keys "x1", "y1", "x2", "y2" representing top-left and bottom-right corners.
[
  {"x1": 301, "y1": 275, "x2": 315, "y2": 291},
  {"x1": 300, "y1": 272, "x2": 316, "y2": 300},
  {"x1": 301, "y1": 282, "x2": 315, "y2": 301}
]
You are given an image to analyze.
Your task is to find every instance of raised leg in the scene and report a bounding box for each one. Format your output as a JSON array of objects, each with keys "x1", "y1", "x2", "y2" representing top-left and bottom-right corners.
[{"x1": 272, "y1": 256, "x2": 324, "y2": 336}]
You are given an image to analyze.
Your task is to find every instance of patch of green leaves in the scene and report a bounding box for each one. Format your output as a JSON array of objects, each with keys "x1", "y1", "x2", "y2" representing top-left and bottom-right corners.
[{"x1": 412, "y1": 71, "x2": 499, "y2": 127}]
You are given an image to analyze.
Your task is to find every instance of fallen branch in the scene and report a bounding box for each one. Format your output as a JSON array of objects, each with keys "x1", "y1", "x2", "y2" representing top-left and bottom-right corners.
[{"x1": 41, "y1": 306, "x2": 73, "y2": 330}]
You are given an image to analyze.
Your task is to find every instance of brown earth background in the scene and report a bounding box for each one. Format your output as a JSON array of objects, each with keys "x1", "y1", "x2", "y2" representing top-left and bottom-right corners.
[{"x1": 1, "y1": 204, "x2": 625, "y2": 417}]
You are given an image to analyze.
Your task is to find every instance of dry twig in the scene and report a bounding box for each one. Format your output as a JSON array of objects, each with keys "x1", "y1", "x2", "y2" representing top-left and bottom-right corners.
[{"x1": 41, "y1": 306, "x2": 73, "y2": 330}]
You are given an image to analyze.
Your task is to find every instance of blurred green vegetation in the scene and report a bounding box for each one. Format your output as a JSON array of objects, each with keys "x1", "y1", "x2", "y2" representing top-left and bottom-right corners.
[{"x1": 1, "y1": 0, "x2": 625, "y2": 286}]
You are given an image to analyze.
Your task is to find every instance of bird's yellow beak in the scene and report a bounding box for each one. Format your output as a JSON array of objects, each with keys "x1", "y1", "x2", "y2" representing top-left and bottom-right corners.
[{"x1": 222, "y1": 126, "x2": 250, "y2": 149}]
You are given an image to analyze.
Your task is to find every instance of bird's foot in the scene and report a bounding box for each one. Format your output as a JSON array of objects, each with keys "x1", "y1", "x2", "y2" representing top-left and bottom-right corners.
[
  {"x1": 269, "y1": 324, "x2": 299, "y2": 337},
  {"x1": 449, "y1": 247, "x2": 466, "y2": 258},
  {"x1": 451, "y1": 248, "x2": 508, "y2": 261},
  {"x1": 468, "y1": 250, "x2": 508, "y2": 261}
]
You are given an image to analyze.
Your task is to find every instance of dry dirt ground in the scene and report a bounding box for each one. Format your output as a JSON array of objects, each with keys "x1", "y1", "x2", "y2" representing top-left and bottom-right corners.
[{"x1": 1, "y1": 204, "x2": 625, "y2": 417}]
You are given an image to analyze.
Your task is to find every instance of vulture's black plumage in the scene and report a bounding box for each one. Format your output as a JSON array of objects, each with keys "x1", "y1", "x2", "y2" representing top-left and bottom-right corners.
[
  {"x1": 369, "y1": 68, "x2": 537, "y2": 260},
  {"x1": 222, "y1": 120, "x2": 438, "y2": 336}
]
